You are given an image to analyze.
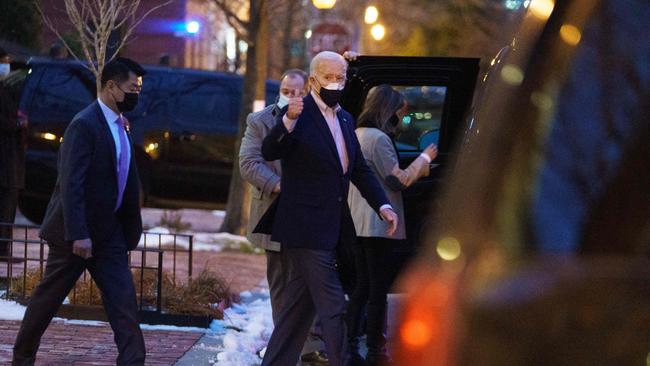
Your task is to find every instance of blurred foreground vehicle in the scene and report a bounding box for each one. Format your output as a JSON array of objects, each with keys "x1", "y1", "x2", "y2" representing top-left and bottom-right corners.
[{"x1": 393, "y1": 0, "x2": 650, "y2": 365}]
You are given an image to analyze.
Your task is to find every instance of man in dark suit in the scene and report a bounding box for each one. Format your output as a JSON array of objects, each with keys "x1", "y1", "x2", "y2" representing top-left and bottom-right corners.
[
  {"x1": 240, "y1": 69, "x2": 330, "y2": 364},
  {"x1": 13, "y1": 58, "x2": 146, "y2": 366},
  {"x1": 256, "y1": 51, "x2": 398, "y2": 366}
]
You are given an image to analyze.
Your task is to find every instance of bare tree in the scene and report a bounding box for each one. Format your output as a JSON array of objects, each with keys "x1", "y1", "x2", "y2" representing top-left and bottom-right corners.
[
  {"x1": 212, "y1": 0, "x2": 269, "y2": 234},
  {"x1": 35, "y1": 0, "x2": 172, "y2": 93}
]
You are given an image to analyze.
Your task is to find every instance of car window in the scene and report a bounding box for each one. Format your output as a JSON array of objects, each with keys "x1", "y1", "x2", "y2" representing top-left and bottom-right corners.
[
  {"x1": 29, "y1": 65, "x2": 94, "y2": 124},
  {"x1": 393, "y1": 85, "x2": 447, "y2": 152},
  {"x1": 124, "y1": 70, "x2": 171, "y2": 143},
  {"x1": 172, "y1": 74, "x2": 241, "y2": 134}
]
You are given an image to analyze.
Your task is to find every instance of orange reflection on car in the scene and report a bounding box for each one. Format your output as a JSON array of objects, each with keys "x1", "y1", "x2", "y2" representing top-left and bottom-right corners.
[{"x1": 394, "y1": 263, "x2": 459, "y2": 365}]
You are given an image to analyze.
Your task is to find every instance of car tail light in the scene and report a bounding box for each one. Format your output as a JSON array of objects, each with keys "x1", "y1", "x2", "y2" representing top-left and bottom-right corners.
[{"x1": 393, "y1": 263, "x2": 460, "y2": 366}]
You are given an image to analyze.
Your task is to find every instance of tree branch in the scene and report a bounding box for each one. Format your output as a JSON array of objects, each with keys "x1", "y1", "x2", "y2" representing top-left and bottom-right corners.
[
  {"x1": 110, "y1": 0, "x2": 173, "y2": 63},
  {"x1": 34, "y1": 0, "x2": 172, "y2": 93},
  {"x1": 212, "y1": 0, "x2": 250, "y2": 41},
  {"x1": 34, "y1": 3, "x2": 82, "y2": 62}
]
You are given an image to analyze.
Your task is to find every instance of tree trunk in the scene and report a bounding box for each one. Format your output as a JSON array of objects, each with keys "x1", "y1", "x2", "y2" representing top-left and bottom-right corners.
[
  {"x1": 219, "y1": 0, "x2": 268, "y2": 234},
  {"x1": 282, "y1": 0, "x2": 296, "y2": 69}
]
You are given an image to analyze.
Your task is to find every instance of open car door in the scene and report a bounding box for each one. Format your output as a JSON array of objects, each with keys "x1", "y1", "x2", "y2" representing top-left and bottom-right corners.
[{"x1": 341, "y1": 56, "x2": 480, "y2": 285}]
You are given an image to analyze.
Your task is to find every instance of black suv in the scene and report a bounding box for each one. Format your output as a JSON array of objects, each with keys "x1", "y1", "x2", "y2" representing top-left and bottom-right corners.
[
  {"x1": 342, "y1": 56, "x2": 479, "y2": 279},
  {"x1": 18, "y1": 59, "x2": 279, "y2": 223}
]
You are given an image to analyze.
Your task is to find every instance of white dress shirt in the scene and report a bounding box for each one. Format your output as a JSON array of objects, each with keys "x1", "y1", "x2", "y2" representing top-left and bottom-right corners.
[{"x1": 97, "y1": 98, "x2": 131, "y2": 175}]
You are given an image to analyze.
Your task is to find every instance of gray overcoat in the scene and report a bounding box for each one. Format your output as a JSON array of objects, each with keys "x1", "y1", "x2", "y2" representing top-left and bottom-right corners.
[
  {"x1": 239, "y1": 104, "x2": 282, "y2": 251},
  {"x1": 348, "y1": 127, "x2": 430, "y2": 239}
]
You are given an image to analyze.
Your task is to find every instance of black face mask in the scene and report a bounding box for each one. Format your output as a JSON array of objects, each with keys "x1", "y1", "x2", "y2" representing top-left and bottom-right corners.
[
  {"x1": 315, "y1": 80, "x2": 343, "y2": 108},
  {"x1": 114, "y1": 87, "x2": 139, "y2": 113}
]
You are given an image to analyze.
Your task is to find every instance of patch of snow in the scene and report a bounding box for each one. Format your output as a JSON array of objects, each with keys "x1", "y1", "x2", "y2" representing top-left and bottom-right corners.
[
  {"x1": 213, "y1": 292, "x2": 274, "y2": 366},
  {"x1": 54, "y1": 318, "x2": 106, "y2": 327},
  {"x1": 0, "y1": 298, "x2": 26, "y2": 320},
  {"x1": 138, "y1": 227, "x2": 253, "y2": 252},
  {"x1": 140, "y1": 323, "x2": 209, "y2": 333}
]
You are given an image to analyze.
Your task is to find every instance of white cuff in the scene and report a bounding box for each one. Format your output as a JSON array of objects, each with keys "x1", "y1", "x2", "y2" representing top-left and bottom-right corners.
[
  {"x1": 282, "y1": 114, "x2": 297, "y2": 132},
  {"x1": 379, "y1": 204, "x2": 393, "y2": 212},
  {"x1": 419, "y1": 152, "x2": 432, "y2": 163}
]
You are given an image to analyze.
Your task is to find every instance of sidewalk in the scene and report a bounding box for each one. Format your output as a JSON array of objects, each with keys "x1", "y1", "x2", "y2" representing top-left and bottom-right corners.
[{"x1": 0, "y1": 319, "x2": 203, "y2": 365}]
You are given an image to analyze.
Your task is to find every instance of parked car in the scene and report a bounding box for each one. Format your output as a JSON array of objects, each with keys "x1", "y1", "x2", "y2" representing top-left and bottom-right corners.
[{"x1": 18, "y1": 59, "x2": 278, "y2": 223}]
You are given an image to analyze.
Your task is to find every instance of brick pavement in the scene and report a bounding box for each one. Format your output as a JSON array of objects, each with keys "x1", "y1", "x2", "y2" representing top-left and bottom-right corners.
[{"x1": 0, "y1": 319, "x2": 203, "y2": 365}]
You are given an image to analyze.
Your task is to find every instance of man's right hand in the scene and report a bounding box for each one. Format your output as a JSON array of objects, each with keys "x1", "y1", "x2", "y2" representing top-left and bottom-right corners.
[
  {"x1": 72, "y1": 238, "x2": 93, "y2": 259},
  {"x1": 286, "y1": 97, "x2": 304, "y2": 120}
]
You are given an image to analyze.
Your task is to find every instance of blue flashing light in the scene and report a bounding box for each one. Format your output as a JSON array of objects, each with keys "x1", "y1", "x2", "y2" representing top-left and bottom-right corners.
[{"x1": 186, "y1": 21, "x2": 200, "y2": 34}]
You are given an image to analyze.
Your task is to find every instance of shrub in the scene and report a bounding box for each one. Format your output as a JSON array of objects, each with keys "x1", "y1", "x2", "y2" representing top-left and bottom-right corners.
[
  {"x1": 10, "y1": 268, "x2": 232, "y2": 319},
  {"x1": 157, "y1": 210, "x2": 192, "y2": 232}
]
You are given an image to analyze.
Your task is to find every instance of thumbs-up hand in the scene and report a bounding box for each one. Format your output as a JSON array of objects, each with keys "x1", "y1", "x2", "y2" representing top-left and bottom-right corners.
[{"x1": 286, "y1": 97, "x2": 304, "y2": 120}]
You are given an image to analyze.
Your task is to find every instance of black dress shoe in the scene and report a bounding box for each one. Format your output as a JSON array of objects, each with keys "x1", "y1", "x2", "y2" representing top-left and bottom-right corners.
[{"x1": 301, "y1": 350, "x2": 329, "y2": 365}]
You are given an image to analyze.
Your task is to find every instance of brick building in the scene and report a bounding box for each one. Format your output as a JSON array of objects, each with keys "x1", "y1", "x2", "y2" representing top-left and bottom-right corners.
[{"x1": 39, "y1": 0, "x2": 232, "y2": 70}]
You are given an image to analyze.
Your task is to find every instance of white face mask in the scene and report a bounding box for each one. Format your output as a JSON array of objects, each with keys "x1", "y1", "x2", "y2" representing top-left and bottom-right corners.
[
  {"x1": 277, "y1": 93, "x2": 290, "y2": 109},
  {"x1": 323, "y1": 82, "x2": 343, "y2": 91},
  {"x1": 0, "y1": 64, "x2": 10, "y2": 78}
]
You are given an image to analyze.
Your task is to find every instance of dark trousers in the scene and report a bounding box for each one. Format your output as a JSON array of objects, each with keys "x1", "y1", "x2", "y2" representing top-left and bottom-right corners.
[
  {"x1": 12, "y1": 240, "x2": 145, "y2": 365},
  {"x1": 266, "y1": 249, "x2": 325, "y2": 357},
  {"x1": 0, "y1": 187, "x2": 18, "y2": 257},
  {"x1": 346, "y1": 237, "x2": 395, "y2": 358},
  {"x1": 265, "y1": 249, "x2": 293, "y2": 325},
  {"x1": 262, "y1": 248, "x2": 348, "y2": 366}
]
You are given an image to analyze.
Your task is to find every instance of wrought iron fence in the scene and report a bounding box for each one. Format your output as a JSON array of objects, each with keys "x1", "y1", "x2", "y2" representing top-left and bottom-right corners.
[{"x1": 0, "y1": 222, "x2": 207, "y2": 327}]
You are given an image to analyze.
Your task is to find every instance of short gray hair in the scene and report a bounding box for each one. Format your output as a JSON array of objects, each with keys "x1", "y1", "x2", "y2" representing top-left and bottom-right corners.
[{"x1": 309, "y1": 51, "x2": 347, "y2": 75}]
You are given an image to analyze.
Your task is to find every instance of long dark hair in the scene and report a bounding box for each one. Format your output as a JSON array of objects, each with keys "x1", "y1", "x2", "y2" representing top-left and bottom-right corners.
[{"x1": 357, "y1": 84, "x2": 405, "y2": 137}]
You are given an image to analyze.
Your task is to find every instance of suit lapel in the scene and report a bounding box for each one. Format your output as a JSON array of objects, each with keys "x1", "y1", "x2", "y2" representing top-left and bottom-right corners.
[
  {"x1": 337, "y1": 110, "x2": 356, "y2": 168},
  {"x1": 263, "y1": 104, "x2": 279, "y2": 130},
  {"x1": 94, "y1": 101, "x2": 118, "y2": 175},
  {"x1": 305, "y1": 94, "x2": 342, "y2": 173}
]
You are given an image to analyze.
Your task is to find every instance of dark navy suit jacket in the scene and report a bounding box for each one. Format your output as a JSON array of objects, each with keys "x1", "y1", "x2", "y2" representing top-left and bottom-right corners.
[
  {"x1": 254, "y1": 94, "x2": 389, "y2": 250},
  {"x1": 39, "y1": 101, "x2": 142, "y2": 250}
]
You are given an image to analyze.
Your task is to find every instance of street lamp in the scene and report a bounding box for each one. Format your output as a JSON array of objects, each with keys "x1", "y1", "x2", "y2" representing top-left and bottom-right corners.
[
  {"x1": 370, "y1": 23, "x2": 385, "y2": 41},
  {"x1": 365, "y1": 6, "x2": 379, "y2": 24},
  {"x1": 312, "y1": 0, "x2": 336, "y2": 9}
]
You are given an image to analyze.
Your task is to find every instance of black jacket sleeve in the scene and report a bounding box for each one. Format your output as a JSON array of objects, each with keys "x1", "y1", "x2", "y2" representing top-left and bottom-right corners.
[
  {"x1": 261, "y1": 110, "x2": 297, "y2": 161},
  {"x1": 60, "y1": 119, "x2": 93, "y2": 241}
]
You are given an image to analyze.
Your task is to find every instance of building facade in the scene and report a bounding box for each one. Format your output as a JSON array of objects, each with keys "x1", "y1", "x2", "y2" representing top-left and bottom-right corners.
[{"x1": 39, "y1": 0, "x2": 232, "y2": 70}]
